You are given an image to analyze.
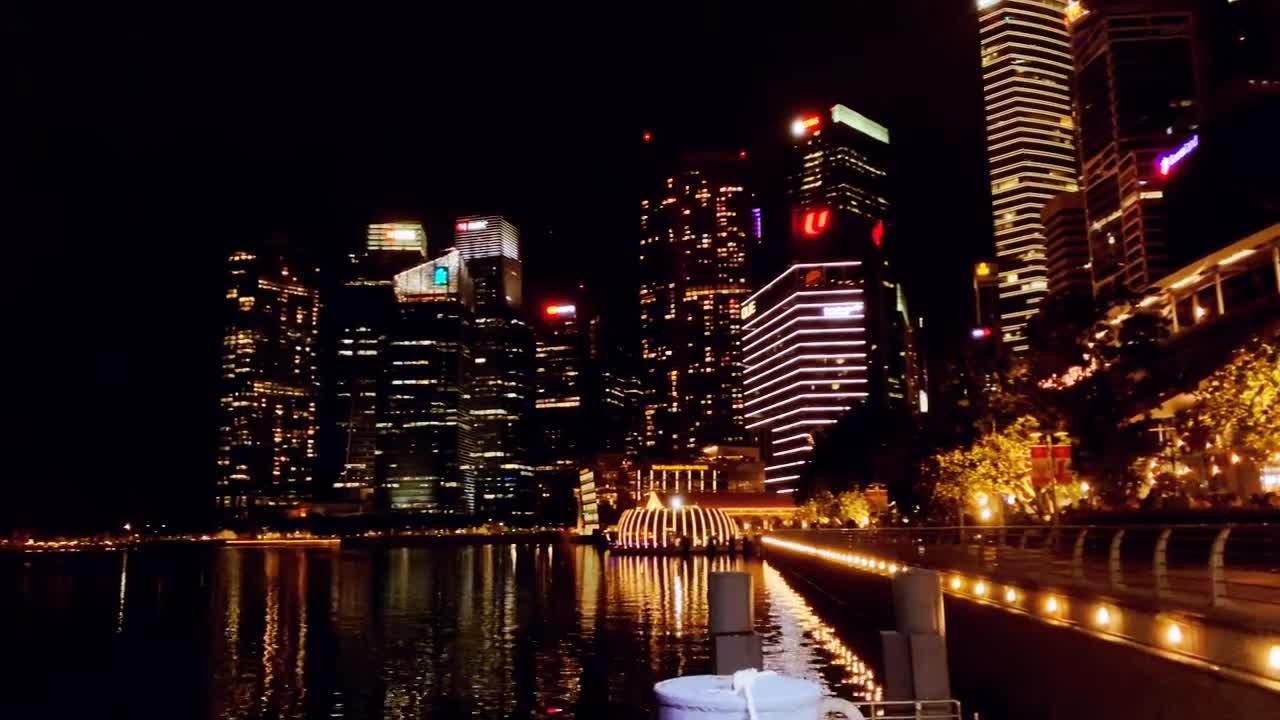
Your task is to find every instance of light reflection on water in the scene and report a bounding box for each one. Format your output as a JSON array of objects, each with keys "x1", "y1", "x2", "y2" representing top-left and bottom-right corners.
[{"x1": 6, "y1": 543, "x2": 879, "y2": 719}]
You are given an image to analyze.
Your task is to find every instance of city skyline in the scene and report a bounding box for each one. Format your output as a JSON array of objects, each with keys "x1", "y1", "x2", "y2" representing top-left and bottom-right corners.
[{"x1": 11, "y1": 0, "x2": 1273, "y2": 532}]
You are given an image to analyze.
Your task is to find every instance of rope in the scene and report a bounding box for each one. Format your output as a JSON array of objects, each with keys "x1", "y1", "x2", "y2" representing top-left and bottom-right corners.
[{"x1": 731, "y1": 668, "x2": 776, "y2": 720}]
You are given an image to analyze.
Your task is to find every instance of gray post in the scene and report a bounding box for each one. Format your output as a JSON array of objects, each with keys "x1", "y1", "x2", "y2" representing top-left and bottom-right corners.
[
  {"x1": 1108, "y1": 529, "x2": 1126, "y2": 591},
  {"x1": 1154, "y1": 528, "x2": 1171, "y2": 600},
  {"x1": 1210, "y1": 528, "x2": 1231, "y2": 608},
  {"x1": 881, "y1": 569, "x2": 950, "y2": 702},
  {"x1": 1072, "y1": 529, "x2": 1088, "y2": 584},
  {"x1": 708, "y1": 571, "x2": 761, "y2": 674}
]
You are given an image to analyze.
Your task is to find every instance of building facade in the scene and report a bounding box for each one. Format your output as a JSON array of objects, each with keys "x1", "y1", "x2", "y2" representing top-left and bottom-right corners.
[
  {"x1": 1041, "y1": 191, "x2": 1091, "y2": 297},
  {"x1": 333, "y1": 222, "x2": 426, "y2": 507},
  {"x1": 380, "y1": 250, "x2": 475, "y2": 514},
  {"x1": 639, "y1": 154, "x2": 757, "y2": 457},
  {"x1": 216, "y1": 250, "x2": 320, "y2": 520},
  {"x1": 1070, "y1": 1, "x2": 1198, "y2": 300},
  {"x1": 454, "y1": 215, "x2": 534, "y2": 520},
  {"x1": 533, "y1": 302, "x2": 588, "y2": 525},
  {"x1": 978, "y1": 0, "x2": 1081, "y2": 351},
  {"x1": 743, "y1": 260, "x2": 877, "y2": 494},
  {"x1": 788, "y1": 104, "x2": 891, "y2": 222}
]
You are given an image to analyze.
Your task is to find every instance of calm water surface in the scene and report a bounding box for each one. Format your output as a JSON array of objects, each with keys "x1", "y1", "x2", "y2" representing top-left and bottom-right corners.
[{"x1": 3, "y1": 543, "x2": 879, "y2": 719}]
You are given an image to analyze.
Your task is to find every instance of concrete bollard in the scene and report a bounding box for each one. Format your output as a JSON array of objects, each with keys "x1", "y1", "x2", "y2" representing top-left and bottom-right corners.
[
  {"x1": 709, "y1": 571, "x2": 762, "y2": 674},
  {"x1": 880, "y1": 568, "x2": 951, "y2": 701}
]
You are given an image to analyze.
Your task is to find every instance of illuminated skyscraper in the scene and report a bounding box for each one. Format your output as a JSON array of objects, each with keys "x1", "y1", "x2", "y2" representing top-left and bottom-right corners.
[
  {"x1": 742, "y1": 216, "x2": 914, "y2": 494},
  {"x1": 1069, "y1": 1, "x2": 1198, "y2": 299},
  {"x1": 639, "y1": 153, "x2": 757, "y2": 456},
  {"x1": 454, "y1": 215, "x2": 522, "y2": 311},
  {"x1": 977, "y1": 0, "x2": 1080, "y2": 351},
  {"x1": 533, "y1": 302, "x2": 587, "y2": 524},
  {"x1": 454, "y1": 215, "x2": 534, "y2": 520},
  {"x1": 788, "y1": 103, "x2": 890, "y2": 222},
  {"x1": 381, "y1": 249, "x2": 475, "y2": 514},
  {"x1": 216, "y1": 249, "x2": 320, "y2": 520},
  {"x1": 333, "y1": 222, "x2": 426, "y2": 507}
]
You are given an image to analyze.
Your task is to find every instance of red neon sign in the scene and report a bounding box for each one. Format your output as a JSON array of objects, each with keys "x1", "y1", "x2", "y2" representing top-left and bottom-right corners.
[
  {"x1": 545, "y1": 304, "x2": 576, "y2": 317},
  {"x1": 871, "y1": 220, "x2": 884, "y2": 248},
  {"x1": 802, "y1": 209, "x2": 830, "y2": 236}
]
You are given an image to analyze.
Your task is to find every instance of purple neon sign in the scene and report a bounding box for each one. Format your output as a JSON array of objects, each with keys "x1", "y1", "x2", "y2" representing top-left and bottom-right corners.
[{"x1": 1157, "y1": 135, "x2": 1199, "y2": 177}]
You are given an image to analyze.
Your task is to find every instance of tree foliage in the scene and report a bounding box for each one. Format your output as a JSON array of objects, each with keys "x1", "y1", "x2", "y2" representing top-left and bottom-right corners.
[
  {"x1": 794, "y1": 488, "x2": 873, "y2": 528},
  {"x1": 920, "y1": 416, "x2": 1043, "y2": 521},
  {"x1": 1186, "y1": 337, "x2": 1280, "y2": 462}
]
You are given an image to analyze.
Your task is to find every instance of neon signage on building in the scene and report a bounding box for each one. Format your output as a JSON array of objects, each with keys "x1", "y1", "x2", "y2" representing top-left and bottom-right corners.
[
  {"x1": 1157, "y1": 135, "x2": 1199, "y2": 177},
  {"x1": 802, "y1": 209, "x2": 830, "y2": 236},
  {"x1": 455, "y1": 219, "x2": 489, "y2": 232}
]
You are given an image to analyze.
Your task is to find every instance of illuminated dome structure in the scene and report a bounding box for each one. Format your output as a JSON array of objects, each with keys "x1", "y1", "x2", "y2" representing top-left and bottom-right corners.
[{"x1": 615, "y1": 492, "x2": 740, "y2": 553}]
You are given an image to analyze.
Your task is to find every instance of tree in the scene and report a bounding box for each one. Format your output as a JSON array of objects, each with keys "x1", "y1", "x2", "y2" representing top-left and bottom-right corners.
[
  {"x1": 1186, "y1": 337, "x2": 1280, "y2": 463},
  {"x1": 834, "y1": 490, "x2": 872, "y2": 528},
  {"x1": 919, "y1": 416, "x2": 1044, "y2": 522}
]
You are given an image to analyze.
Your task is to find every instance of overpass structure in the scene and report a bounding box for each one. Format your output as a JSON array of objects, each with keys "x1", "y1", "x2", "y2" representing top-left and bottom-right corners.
[{"x1": 762, "y1": 525, "x2": 1280, "y2": 694}]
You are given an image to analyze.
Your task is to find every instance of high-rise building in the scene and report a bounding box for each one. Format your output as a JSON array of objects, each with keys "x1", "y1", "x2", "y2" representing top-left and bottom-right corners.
[
  {"x1": 639, "y1": 153, "x2": 757, "y2": 457},
  {"x1": 380, "y1": 249, "x2": 475, "y2": 514},
  {"x1": 333, "y1": 222, "x2": 426, "y2": 507},
  {"x1": 978, "y1": 0, "x2": 1080, "y2": 351},
  {"x1": 533, "y1": 302, "x2": 587, "y2": 525},
  {"x1": 216, "y1": 249, "x2": 320, "y2": 520},
  {"x1": 454, "y1": 215, "x2": 522, "y2": 311},
  {"x1": 1070, "y1": 1, "x2": 1198, "y2": 299},
  {"x1": 1041, "y1": 191, "x2": 1091, "y2": 297},
  {"x1": 600, "y1": 370, "x2": 646, "y2": 458},
  {"x1": 454, "y1": 215, "x2": 534, "y2": 520},
  {"x1": 788, "y1": 104, "x2": 890, "y2": 222},
  {"x1": 742, "y1": 216, "x2": 916, "y2": 493}
]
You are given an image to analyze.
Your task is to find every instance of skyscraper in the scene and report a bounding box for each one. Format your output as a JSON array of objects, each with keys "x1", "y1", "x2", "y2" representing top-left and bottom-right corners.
[
  {"x1": 454, "y1": 215, "x2": 522, "y2": 311},
  {"x1": 333, "y1": 222, "x2": 426, "y2": 507},
  {"x1": 381, "y1": 249, "x2": 475, "y2": 514},
  {"x1": 1070, "y1": 1, "x2": 1198, "y2": 299},
  {"x1": 216, "y1": 249, "x2": 320, "y2": 520},
  {"x1": 1040, "y1": 191, "x2": 1091, "y2": 297},
  {"x1": 788, "y1": 104, "x2": 891, "y2": 222},
  {"x1": 639, "y1": 153, "x2": 756, "y2": 457},
  {"x1": 743, "y1": 217, "x2": 914, "y2": 494},
  {"x1": 533, "y1": 302, "x2": 587, "y2": 524},
  {"x1": 978, "y1": 0, "x2": 1080, "y2": 351},
  {"x1": 454, "y1": 215, "x2": 534, "y2": 520}
]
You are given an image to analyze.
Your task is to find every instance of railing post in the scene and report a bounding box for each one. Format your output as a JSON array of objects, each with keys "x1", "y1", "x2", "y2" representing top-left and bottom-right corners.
[
  {"x1": 1154, "y1": 528, "x2": 1171, "y2": 600},
  {"x1": 1108, "y1": 529, "x2": 1126, "y2": 591},
  {"x1": 1072, "y1": 529, "x2": 1088, "y2": 583},
  {"x1": 1210, "y1": 527, "x2": 1232, "y2": 607}
]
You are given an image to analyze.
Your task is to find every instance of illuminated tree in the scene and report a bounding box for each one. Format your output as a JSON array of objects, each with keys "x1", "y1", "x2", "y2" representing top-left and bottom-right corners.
[
  {"x1": 1187, "y1": 337, "x2": 1280, "y2": 463},
  {"x1": 920, "y1": 416, "x2": 1044, "y2": 521},
  {"x1": 834, "y1": 490, "x2": 872, "y2": 528}
]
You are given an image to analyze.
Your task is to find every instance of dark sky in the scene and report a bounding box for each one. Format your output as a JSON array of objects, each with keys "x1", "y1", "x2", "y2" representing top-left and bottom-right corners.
[{"x1": 10, "y1": 1, "x2": 992, "y2": 532}]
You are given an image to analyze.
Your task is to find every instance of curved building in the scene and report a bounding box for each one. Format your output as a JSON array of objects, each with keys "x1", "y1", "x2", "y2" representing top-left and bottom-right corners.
[
  {"x1": 615, "y1": 493, "x2": 740, "y2": 552},
  {"x1": 978, "y1": 0, "x2": 1080, "y2": 351}
]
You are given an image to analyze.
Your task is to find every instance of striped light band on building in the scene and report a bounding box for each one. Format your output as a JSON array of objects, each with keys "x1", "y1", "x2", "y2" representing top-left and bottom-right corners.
[
  {"x1": 746, "y1": 378, "x2": 869, "y2": 407},
  {"x1": 455, "y1": 215, "x2": 520, "y2": 260},
  {"x1": 744, "y1": 352, "x2": 868, "y2": 380},
  {"x1": 746, "y1": 406, "x2": 852, "y2": 430},
  {"x1": 744, "y1": 362, "x2": 869, "y2": 395},
  {"x1": 744, "y1": 290, "x2": 865, "y2": 331}
]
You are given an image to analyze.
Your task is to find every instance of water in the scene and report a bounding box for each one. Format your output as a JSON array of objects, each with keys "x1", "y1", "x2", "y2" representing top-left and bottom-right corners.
[{"x1": 2, "y1": 542, "x2": 880, "y2": 719}]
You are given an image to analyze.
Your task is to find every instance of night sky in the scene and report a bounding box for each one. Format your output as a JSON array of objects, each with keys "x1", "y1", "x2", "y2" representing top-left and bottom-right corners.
[{"x1": 11, "y1": 1, "x2": 993, "y2": 532}]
